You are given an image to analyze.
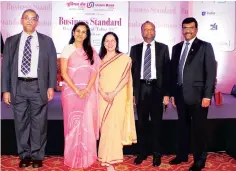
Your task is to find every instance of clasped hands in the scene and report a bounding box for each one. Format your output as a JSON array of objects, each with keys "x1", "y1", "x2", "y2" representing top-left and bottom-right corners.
[
  {"x1": 75, "y1": 88, "x2": 89, "y2": 99},
  {"x1": 101, "y1": 91, "x2": 116, "y2": 104}
]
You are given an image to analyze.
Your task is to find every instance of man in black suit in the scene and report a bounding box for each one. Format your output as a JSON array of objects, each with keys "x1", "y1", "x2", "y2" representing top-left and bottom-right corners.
[
  {"x1": 1, "y1": 9, "x2": 57, "y2": 168},
  {"x1": 130, "y1": 21, "x2": 170, "y2": 167},
  {"x1": 169, "y1": 17, "x2": 216, "y2": 171}
]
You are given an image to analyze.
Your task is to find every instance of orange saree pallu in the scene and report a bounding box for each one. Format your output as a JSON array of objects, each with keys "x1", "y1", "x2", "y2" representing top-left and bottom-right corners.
[{"x1": 98, "y1": 53, "x2": 137, "y2": 166}]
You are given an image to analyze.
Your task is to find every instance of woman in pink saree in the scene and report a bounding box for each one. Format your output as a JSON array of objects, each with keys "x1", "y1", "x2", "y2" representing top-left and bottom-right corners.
[
  {"x1": 98, "y1": 32, "x2": 137, "y2": 170},
  {"x1": 60, "y1": 22, "x2": 100, "y2": 168}
]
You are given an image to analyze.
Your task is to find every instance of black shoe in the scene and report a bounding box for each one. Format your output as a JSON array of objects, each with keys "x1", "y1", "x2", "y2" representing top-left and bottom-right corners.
[
  {"x1": 153, "y1": 153, "x2": 161, "y2": 167},
  {"x1": 19, "y1": 157, "x2": 31, "y2": 168},
  {"x1": 169, "y1": 156, "x2": 188, "y2": 165},
  {"x1": 32, "y1": 160, "x2": 43, "y2": 168},
  {"x1": 134, "y1": 155, "x2": 148, "y2": 165},
  {"x1": 189, "y1": 160, "x2": 205, "y2": 171}
]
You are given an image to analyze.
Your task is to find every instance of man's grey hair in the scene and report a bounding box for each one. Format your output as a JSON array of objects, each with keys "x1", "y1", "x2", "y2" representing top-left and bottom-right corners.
[{"x1": 21, "y1": 9, "x2": 39, "y2": 20}]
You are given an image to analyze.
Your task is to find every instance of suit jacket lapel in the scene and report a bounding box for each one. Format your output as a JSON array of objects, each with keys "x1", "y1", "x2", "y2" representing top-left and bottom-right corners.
[
  {"x1": 185, "y1": 38, "x2": 201, "y2": 66},
  {"x1": 37, "y1": 32, "x2": 44, "y2": 69},
  {"x1": 137, "y1": 43, "x2": 143, "y2": 71},
  {"x1": 176, "y1": 42, "x2": 184, "y2": 63},
  {"x1": 13, "y1": 33, "x2": 22, "y2": 74},
  {"x1": 155, "y1": 42, "x2": 160, "y2": 71}
]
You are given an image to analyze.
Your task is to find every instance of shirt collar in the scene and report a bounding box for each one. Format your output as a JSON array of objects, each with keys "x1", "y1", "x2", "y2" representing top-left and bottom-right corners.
[
  {"x1": 22, "y1": 31, "x2": 37, "y2": 38},
  {"x1": 184, "y1": 36, "x2": 196, "y2": 45},
  {"x1": 143, "y1": 40, "x2": 155, "y2": 47}
]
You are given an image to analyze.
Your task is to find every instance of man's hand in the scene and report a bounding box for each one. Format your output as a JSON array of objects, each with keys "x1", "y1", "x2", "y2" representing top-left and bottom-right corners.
[
  {"x1": 163, "y1": 96, "x2": 170, "y2": 105},
  {"x1": 47, "y1": 88, "x2": 54, "y2": 101},
  {"x1": 133, "y1": 96, "x2": 136, "y2": 105},
  {"x1": 171, "y1": 97, "x2": 176, "y2": 107},
  {"x1": 202, "y1": 98, "x2": 211, "y2": 107},
  {"x1": 3, "y1": 92, "x2": 11, "y2": 105}
]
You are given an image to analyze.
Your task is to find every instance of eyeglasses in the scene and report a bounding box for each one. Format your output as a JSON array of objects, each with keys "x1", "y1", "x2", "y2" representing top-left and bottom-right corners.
[{"x1": 22, "y1": 16, "x2": 38, "y2": 22}]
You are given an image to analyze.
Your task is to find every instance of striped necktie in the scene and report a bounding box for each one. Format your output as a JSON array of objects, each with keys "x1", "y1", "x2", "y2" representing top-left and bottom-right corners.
[
  {"x1": 143, "y1": 44, "x2": 151, "y2": 79},
  {"x1": 178, "y1": 41, "x2": 190, "y2": 84},
  {"x1": 21, "y1": 35, "x2": 33, "y2": 75}
]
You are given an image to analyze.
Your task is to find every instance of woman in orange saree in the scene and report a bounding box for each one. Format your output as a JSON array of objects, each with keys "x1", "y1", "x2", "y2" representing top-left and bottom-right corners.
[{"x1": 98, "y1": 32, "x2": 137, "y2": 169}]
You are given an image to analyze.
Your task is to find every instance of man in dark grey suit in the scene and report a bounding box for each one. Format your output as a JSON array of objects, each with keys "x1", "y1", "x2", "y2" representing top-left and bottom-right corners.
[
  {"x1": 169, "y1": 17, "x2": 216, "y2": 171},
  {"x1": 1, "y1": 9, "x2": 57, "y2": 168}
]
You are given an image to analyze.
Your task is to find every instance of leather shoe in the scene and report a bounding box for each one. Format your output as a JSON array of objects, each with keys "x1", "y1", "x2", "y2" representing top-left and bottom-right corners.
[
  {"x1": 19, "y1": 157, "x2": 31, "y2": 168},
  {"x1": 32, "y1": 160, "x2": 43, "y2": 168},
  {"x1": 169, "y1": 157, "x2": 188, "y2": 165},
  {"x1": 134, "y1": 155, "x2": 147, "y2": 165},
  {"x1": 189, "y1": 160, "x2": 205, "y2": 171},
  {"x1": 153, "y1": 153, "x2": 161, "y2": 167}
]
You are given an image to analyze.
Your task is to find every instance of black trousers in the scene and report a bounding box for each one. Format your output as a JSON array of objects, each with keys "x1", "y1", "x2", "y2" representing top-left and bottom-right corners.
[
  {"x1": 175, "y1": 86, "x2": 208, "y2": 161},
  {"x1": 136, "y1": 82, "x2": 164, "y2": 156},
  {"x1": 13, "y1": 80, "x2": 48, "y2": 160}
]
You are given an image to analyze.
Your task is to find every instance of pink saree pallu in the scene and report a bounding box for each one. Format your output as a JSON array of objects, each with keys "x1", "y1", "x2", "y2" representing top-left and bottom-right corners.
[{"x1": 61, "y1": 48, "x2": 99, "y2": 168}]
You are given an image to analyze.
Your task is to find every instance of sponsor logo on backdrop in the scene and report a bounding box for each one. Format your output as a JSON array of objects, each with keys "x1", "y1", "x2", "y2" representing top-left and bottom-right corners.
[
  {"x1": 202, "y1": 11, "x2": 216, "y2": 16},
  {"x1": 210, "y1": 23, "x2": 218, "y2": 30},
  {"x1": 66, "y1": 1, "x2": 115, "y2": 9},
  {"x1": 66, "y1": 2, "x2": 80, "y2": 7},
  {"x1": 87, "y1": 2, "x2": 94, "y2": 8}
]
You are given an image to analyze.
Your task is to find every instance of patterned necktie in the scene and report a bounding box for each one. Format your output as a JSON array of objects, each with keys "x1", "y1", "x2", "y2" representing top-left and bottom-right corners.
[
  {"x1": 178, "y1": 41, "x2": 190, "y2": 85},
  {"x1": 21, "y1": 35, "x2": 33, "y2": 75},
  {"x1": 143, "y1": 44, "x2": 151, "y2": 79}
]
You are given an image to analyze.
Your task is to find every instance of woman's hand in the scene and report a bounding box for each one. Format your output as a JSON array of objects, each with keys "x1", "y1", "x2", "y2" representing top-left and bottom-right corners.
[
  {"x1": 106, "y1": 91, "x2": 116, "y2": 104},
  {"x1": 77, "y1": 88, "x2": 89, "y2": 99},
  {"x1": 101, "y1": 92, "x2": 109, "y2": 102}
]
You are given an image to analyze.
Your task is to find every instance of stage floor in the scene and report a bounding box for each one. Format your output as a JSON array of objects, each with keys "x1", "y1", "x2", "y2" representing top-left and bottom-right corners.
[{"x1": 1, "y1": 92, "x2": 236, "y2": 120}]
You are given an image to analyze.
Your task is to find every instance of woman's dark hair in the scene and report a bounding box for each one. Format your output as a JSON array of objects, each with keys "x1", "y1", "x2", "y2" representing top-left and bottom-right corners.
[
  {"x1": 99, "y1": 32, "x2": 121, "y2": 59},
  {"x1": 69, "y1": 22, "x2": 94, "y2": 65},
  {"x1": 182, "y1": 17, "x2": 198, "y2": 28}
]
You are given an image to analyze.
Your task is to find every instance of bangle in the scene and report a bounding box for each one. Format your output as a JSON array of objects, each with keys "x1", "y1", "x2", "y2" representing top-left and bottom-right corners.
[{"x1": 75, "y1": 89, "x2": 80, "y2": 94}]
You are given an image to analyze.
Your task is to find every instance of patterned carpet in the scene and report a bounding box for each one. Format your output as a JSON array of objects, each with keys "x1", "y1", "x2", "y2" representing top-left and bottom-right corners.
[{"x1": 1, "y1": 153, "x2": 236, "y2": 171}]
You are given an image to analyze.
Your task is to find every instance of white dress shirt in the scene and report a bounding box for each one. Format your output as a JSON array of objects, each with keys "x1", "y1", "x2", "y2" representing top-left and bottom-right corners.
[
  {"x1": 18, "y1": 31, "x2": 39, "y2": 78},
  {"x1": 140, "y1": 40, "x2": 156, "y2": 79}
]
